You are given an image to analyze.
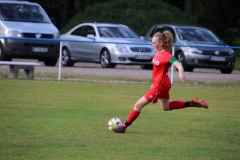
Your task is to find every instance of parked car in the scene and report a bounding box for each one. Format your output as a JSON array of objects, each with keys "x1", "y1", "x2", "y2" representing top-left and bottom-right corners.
[
  {"x1": 0, "y1": 0, "x2": 60, "y2": 66},
  {"x1": 60, "y1": 23, "x2": 155, "y2": 69},
  {"x1": 144, "y1": 24, "x2": 235, "y2": 74}
]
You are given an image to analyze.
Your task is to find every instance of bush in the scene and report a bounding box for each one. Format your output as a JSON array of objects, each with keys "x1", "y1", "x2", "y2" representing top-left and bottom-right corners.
[{"x1": 61, "y1": 0, "x2": 197, "y2": 35}]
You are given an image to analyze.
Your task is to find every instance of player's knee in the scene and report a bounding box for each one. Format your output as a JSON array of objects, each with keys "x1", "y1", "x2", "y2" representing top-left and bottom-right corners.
[
  {"x1": 161, "y1": 106, "x2": 170, "y2": 111},
  {"x1": 162, "y1": 108, "x2": 169, "y2": 111},
  {"x1": 134, "y1": 102, "x2": 143, "y2": 111}
]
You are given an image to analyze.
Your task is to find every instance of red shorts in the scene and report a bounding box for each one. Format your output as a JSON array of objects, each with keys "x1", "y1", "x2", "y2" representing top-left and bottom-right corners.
[{"x1": 144, "y1": 86, "x2": 170, "y2": 104}]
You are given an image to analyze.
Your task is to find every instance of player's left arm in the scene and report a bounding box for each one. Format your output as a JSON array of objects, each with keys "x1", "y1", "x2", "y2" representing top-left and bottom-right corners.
[{"x1": 169, "y1": 57, "x2": 186, "y2": 82}]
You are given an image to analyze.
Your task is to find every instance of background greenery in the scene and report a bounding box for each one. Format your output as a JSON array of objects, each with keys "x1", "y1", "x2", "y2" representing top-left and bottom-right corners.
[
  {"x1": 234, "y1": 50, "x2": 240, "y2": 70},
  {"x1": 60, "y1": 0, "x2": 197, "y2": 36},
  {"x1": 0, "y1": 79, "x2": 239, "y2": 159}
]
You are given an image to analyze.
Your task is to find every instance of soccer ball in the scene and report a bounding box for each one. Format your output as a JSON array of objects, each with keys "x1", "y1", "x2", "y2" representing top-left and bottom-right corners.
[{"x1": 108, "y1": 117, "x2": 122, "y2": 131}]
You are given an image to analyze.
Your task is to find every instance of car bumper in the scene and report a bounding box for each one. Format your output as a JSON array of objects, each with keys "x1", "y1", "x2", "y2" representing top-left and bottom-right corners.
[
  {"x1": 110, "y1": 48, "x2": 155, "y2": 65},
  {"x1": 185, "y1": 53, "x2": 235, "y2": 69},
  {"x1": 2, "y1": 39, "x2": 60, "y2": 59},
  {"x1": 111, "y1": 57, "x2": 153, "y2": 65}
]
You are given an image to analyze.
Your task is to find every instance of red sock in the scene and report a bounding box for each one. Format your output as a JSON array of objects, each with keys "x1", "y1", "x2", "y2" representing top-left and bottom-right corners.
[
  {"x1": 124, "y1": 109, "x2": 140, "y2": 129},
  {"x1": 169, "y1": 100, "x2": 186, "y2": 110}
]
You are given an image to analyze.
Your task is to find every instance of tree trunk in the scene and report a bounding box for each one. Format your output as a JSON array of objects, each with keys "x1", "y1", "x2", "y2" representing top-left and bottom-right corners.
[
  {"x1": 184, "y1": 0, "x2": 197, "y2": 17},
  {"x1": 74, "y1": 0, "x2": 81, "y2": 11},
  {"x1": 61, "y1": 0, "x2": 68, "y2": 27}
]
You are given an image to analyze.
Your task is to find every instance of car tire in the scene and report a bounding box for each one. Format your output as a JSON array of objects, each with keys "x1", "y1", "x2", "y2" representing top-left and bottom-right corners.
[
  {"x1": 43, "y1": 58, "x2": 58, "y2": 66},
  {"x1": 140, "y1": 64, "x2": 153, "y2": 70},
  {"x1": 100, "y1": 49, "x2": 116, "y2": 68},
  {"x1": 176, "y1": 52, "x2": 194, "y2": 72},
  {"x1": 220, "y1": 68, "x2": 233, "y2": 74},
  {"x1": 61, "y1": 47, "x2": 74, "y2": 67},
  {"x1": 0, "y1": 43, "x2": 12, "y2": 61}
]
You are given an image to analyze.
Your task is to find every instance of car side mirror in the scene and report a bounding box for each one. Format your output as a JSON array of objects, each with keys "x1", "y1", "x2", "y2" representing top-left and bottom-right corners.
[
  {"x1": 87, "y1": 34, "x2": 95, "y2": 40},
  {"x1": 219, "y1": 40, "x2": 225, "y2": 44}
]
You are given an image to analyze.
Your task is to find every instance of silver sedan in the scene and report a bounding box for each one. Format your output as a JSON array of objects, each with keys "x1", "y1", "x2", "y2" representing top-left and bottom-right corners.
[{"x1": 60, "y1": 23, "x2": 155, "y2": 69}]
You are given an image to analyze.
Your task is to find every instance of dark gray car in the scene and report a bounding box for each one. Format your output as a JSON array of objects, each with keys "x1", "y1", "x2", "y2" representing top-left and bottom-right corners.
[{"x1": 145, "y1": 24, "x2": 235, "y2": 74}]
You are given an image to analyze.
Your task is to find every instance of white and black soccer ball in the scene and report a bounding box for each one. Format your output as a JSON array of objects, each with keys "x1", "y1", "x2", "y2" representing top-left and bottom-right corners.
[{"x1": 108, "y1": 117, "x2": 122, "y2": 131}]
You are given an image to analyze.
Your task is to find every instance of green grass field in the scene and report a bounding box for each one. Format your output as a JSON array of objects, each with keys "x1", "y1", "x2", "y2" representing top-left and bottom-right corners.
[
  {"x1": 0, "y1": 79, "x2": 239, "y2": 160},
  {"x1": 235, "y1": 51, "x2": 240, "y2": 70}
]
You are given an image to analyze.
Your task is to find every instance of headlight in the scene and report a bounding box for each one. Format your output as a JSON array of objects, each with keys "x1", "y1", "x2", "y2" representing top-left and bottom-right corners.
[
  {"x1": 229, "y1": 49, "x2": 234, "y2": 55},
  {"x1": 182, "y1": 47, "x2": 202, "y2": 54},
  {"x1": 5, "y1": 30, "x2": 21, "y2": 37},
  {"x1": 53, "y1": 32, "x2": 60, "y2": 38},
  {"x1": 115, "y1": 45, "x2": 129, "y2": 52}
]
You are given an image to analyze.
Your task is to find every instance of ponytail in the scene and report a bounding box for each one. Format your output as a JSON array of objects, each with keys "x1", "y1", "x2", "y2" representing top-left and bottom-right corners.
[{"x1": 153, "y1": 31, "x2": 173, "y2": 50}]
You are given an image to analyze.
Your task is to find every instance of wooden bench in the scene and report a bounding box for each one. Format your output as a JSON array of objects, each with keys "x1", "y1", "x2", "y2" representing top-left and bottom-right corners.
[{"x1": 0, "y1": 61, "x2": 41, "y2": 79}]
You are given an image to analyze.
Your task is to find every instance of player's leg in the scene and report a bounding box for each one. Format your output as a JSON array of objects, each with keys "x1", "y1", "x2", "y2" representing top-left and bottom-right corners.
[
  {"x1": 159, "y1": 97, "x2": 170, "y2": 111},
  {"x1": 124, "y1": 96, "x2": 149, "y2": 129},
  {"x1": 166, "y1": 98, "x2": 208, "y2": 110},
  {"x1": 111, "y1": 96, "x2": 149, "y2": 133},
  {"x1": 159, "y1": 90, "x2": 208, "y2": 110},
  {"x1": 133, "y1": 96, "x2": 150, "y2": 111}
]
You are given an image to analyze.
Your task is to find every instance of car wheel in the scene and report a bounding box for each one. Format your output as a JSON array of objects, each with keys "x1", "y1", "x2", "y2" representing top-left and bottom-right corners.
[
  {"x1": 140, "y1": 64, "x2": 153, "y2": 70},
  {"x1": 100, "y1": 49, "x2": 116, "y2": 68},
  {"x1": 176, "y1": 52, "x2": 194, "y2": 72},
  {"x1": 43, "y1": 58, "x2": 58, "y2": 66},
  {"x1": 61, "y1": 47, "x2": 74, "y2": 67},
  {"x1": 220, "y1": 68, "x2": 233, "y2": 74},
  {"x1": 0, "y1": 43, "x2": 12, "y2": 61}
]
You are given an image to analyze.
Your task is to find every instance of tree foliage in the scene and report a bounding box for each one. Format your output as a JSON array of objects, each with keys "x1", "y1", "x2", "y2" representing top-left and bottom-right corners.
[
  {"x1": 195, "y1": 0, "x2": 240, "y2": 45},
  {"x1": 28, "y1": 0, "x2": 112, "y2": 28},
  {"x1": 164, "y1": 0, "x2": 240, "y2": 45},
  {"x1": 61, "y1": 0, "x2": 197, "y2": 36}
]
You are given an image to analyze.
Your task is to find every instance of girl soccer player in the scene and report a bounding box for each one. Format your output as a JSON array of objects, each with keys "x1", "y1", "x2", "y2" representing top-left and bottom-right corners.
[{"x1": 111, "y1": 31, "x2": 208, "y2": 133}]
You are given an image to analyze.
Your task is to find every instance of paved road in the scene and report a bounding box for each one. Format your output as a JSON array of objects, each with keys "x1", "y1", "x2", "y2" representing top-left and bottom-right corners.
[
  {"x1": 56, "y1": 63, "x2": 240, "y2": 83},
  {"x1": 0, "y1": 60, "x2": 240, "y2": 83}
]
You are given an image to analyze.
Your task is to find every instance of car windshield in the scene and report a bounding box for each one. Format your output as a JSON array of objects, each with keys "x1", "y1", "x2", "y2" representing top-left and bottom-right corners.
[
  {"x1": 97, "y1": 26, "x2": 139, "y2": 38},
  {"x1": 0, "y1": 3, "x2": 51, "y2": 23},
  {"x1": 176, "y1": 27, "x2": 220, "y2": 42}
]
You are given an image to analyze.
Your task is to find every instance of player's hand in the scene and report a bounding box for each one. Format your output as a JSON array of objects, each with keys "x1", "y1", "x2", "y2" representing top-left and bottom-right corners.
[{"x1": 179, "y1": 74, "x2": 186, "y2": 82}]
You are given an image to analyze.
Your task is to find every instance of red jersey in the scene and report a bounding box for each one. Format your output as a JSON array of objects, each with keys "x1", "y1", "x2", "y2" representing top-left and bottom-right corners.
[
  {"x1": 144, "y1": 50, "x2": 176, "y2": 102},
  {"x1": 151, "y1": 50, "x2": 174, "y2": 93}
]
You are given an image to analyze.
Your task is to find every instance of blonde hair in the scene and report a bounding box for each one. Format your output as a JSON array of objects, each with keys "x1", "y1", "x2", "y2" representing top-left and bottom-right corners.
[{"x1": 153, "y1": 31, "x2": 173, "y2": 50}]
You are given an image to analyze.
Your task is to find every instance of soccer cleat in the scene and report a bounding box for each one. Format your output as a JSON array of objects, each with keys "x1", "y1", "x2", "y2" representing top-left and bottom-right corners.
[
  {"x1": 110, "y1": 124, "x2": 126, "y2": 133},
  {"x1": 191, "y1": 98, "x2": 208, "y2": 109}
]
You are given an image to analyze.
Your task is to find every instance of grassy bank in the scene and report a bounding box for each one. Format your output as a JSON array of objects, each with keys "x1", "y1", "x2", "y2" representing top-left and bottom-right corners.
[{"x1": 234, "y1": 50, "x2": 240, "y2": 70}]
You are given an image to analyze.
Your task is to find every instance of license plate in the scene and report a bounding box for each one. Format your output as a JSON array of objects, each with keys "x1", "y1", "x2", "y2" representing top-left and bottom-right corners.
[
  {"x1": 135, "y1": 55, "x2": 151, "y2": 60},
  {"x1": 32, "y1": 47, "x2": 48, "y2": 52},
  {"x1": 210, "y1": 56, "x2": 225, "y2": 61}
]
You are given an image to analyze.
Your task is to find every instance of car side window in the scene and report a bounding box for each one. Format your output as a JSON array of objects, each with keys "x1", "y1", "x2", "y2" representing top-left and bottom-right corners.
[
  {"x1": 82, "y1": 26, "x2": 96, "y2": 37},
  {"x1": 71, "y1": 26, "x2": 84, "y2": 36},
  {"x1": 150, "y1": 27, "x2": 164, "y2": 37},
  {"x1": 150, "y1": 26, "x2": 176, "y2": 42}
]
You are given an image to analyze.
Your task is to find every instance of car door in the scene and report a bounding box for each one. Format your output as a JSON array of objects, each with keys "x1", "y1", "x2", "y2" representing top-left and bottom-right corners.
[
  {"x1": 69, "y1": 25, "x2": 98, "y2": 61},
  {"x1": 76, "y1": 25, "x2": 98, "y2": 61},
  {"x1": 68, "y1": 26, "x2": 84, "y2": 59}
]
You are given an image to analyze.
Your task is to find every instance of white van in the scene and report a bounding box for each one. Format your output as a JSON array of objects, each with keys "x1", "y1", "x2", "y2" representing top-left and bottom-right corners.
[{"x1": 0, "y1": 0, "x2": 60, "y2": 66}]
